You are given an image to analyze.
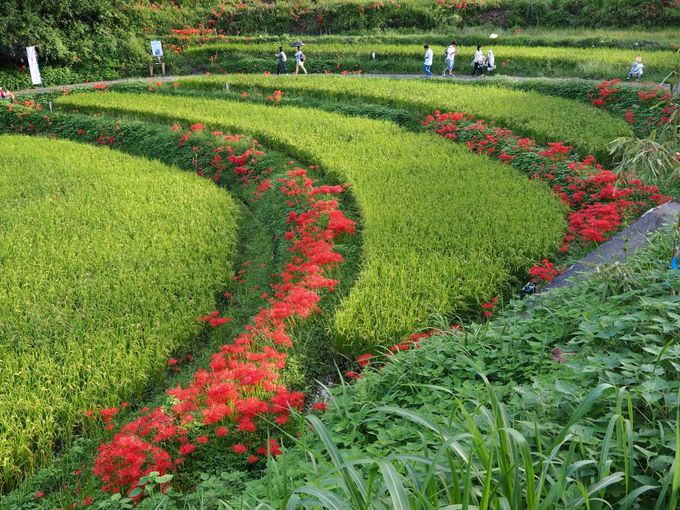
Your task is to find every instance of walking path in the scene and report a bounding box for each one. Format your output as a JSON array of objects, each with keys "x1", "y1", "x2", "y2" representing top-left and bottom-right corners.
[
  {"x1": 544, "y1": 201, "x2": 680, "y2": 291},
  {"x1": 13, "y1": 72, "x2": 673, "y2": 96}
]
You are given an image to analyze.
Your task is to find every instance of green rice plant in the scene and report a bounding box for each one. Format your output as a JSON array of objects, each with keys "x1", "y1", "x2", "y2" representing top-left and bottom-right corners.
[
  {"x1": 0, "y1": 135, "x2": 238, "y2": 491},
  {"x1": 176, "y1": 75, "x2": 630, "y2": 159},
  {"x1": 57, "y1": 91, "x2": 566, "y2": 354},
  {"x1": 176, "y1": 42, "x2": 679, "y2": 82}
]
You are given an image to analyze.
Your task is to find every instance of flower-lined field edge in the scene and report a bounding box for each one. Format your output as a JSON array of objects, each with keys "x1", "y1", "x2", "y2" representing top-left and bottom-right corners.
[{"x1": 0, "y1": 104, "x2": 357, "y2": 504}]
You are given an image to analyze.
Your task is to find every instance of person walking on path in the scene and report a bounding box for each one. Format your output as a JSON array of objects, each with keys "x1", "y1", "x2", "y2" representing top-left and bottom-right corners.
[
  {"x1": 472, "y1": 45, "x2": 485, "y2": 77},
  {"x1": 276, "y1": 46, "x2": 287, "y2": 75},
  {"x1": 486, "y1": 48, "x2": 495, "y2": 74},
  {"x1": 423, "y1": 44, "x2": 433, "y2": 79},
  {"x1": 627, "y1": 55, "x2": 644, "y2": 80},
  {"x1": 442, "y1": 41, "x2": 457, "y2": 76},
  {"x1": 295, "y1": 46, "x2": 307, "y2": 75}
]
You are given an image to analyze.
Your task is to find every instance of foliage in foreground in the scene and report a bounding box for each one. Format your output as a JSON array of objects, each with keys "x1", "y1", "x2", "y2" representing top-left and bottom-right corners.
[
  {"x1": 73, "y1": 227, "x2": 680, "y2": 509},
  {"x1": 56, "y1": 90, "x2": 566, "y2": 353},
  {"x1": 237, "y1": 229, "x2": 680, "y2": 509},
  {"x1": 177, "y1": 75, "x2": 630, "y2": 159},
  {"x1": 0, "y1": 134, "x2": 238, "y2": 492}
]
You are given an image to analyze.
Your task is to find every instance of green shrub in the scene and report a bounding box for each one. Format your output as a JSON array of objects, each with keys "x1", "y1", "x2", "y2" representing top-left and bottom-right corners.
[
  {"x1": 57, "y1": 90, "x2": 566, "y2": 353},
  {"x1": 0, "y1": 134, "x2": 238, "y2": 491}
]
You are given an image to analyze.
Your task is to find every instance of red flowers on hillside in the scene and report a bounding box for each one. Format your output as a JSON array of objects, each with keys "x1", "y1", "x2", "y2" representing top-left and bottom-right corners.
[
  {"x1": 90, "y1": 135, "x2": 356, "y2": 497},
  {"x1": 528, "y1": 259, "x2": 561, "y2": 283}
]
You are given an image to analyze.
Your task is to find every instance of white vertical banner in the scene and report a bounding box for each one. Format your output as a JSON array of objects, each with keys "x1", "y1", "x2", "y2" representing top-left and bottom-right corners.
[{"x1": 26, "y1": 46, "x2": 42, "y2": 86}]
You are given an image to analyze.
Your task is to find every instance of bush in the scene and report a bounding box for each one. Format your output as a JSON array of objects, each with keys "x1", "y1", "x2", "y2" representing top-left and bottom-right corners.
[
  {"x1": 0, "y1": 134, "x2": 238, "y2": 491},
  {"x1": 57, "y1": 89, "x2": 566, "y2": 353}
]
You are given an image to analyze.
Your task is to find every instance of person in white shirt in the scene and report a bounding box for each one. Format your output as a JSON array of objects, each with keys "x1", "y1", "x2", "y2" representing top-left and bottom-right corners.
[
  {"x1": 294, "y1": 46, "x2": 307, "y2": 75},
  {"x1": 472, "y1": 45, "x2": 485, "y2": 77},
  {"x1": 486, "y1": 49, "x2": 495, "y2": 73},
  {"x1": 442, "y1": 41, "x2": 457, "y2": 76},
  {"x1": 627, "y1": 55, "x2": 644, "y2": 80},
  {"x1": 423, "y1": 44, "x2": 433, "y2": 78},
  {"x1": 276, "y1": 46, "x2": 287, "y2": 75}
]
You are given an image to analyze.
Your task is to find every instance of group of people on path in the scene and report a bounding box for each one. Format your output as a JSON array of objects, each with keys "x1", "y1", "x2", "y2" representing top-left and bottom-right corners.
[
  {"x1": 423, "y1": 42, "x2": 495, "y2": 79},
  {"x1": 276, "y1": 45, "x2": 306, "y2": 75}
]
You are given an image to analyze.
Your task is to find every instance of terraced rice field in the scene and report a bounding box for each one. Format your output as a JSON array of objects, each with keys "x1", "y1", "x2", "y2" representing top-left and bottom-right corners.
[
  {"x1": 1, "y1": 70, "x2": 675, "y2": 508},
  {"x1": 57, "y1": 90, "x2": 566, "y2": 351},
  {"x1": 0, "y1": 135, "x2": 238, "y2": 489}
]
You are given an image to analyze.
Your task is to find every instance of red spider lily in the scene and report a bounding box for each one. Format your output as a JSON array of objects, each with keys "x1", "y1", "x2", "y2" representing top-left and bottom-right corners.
[
  {"x1": 624, "y1": 109, "x2": 635, "y2": 124},
  {"x1": 90, "y1": 158, "x2": 355, "y2": 497},
  {"x1": 528, "y1": 259, "x2": 561, "y2": 282},
  {"x1": 311, "y1": 402, "x2": 328, "y2": 412},
  {"x1": 356, "y1": 353, "x2": 373, "y2": 367},
  {"x1": 424, "y1": 110, "x2": 671, "y2": 260},
  {"x1": 232, "y1": 444, "x2": 247, "y2": 454}
]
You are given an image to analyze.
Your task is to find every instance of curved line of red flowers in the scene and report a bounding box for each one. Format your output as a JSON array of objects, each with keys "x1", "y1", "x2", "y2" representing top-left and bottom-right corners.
[{"x1": 86, "y1": 126, "x2": 356, "y2": 496}]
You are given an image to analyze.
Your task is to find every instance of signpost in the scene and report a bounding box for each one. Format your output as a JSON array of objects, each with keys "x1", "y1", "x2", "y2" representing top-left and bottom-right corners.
[
  {"x1": 149, "y1": 40, "x2": 166, "y2": 76},
  {"x1": 26, "y1": 46, "x2": 42, "y2": 86}
]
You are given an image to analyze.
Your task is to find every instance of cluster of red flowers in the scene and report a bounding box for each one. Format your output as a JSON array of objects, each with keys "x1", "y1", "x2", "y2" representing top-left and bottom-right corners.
[
  {"x1": 266, "y1": 90, "x2": 283, "y2": 105},
  {"x1": 528, "y1": 259, "x2": 561, "y2": 283},
  {"x1": 481, "y1": 296, "x2": 498, "y2": 317},
  {"x1": 589, "y1": 79, "x2": 677, "y2": 129},
  {"x1": 422, "y1": 111, "x2": 670, "y2": 254},
  {"x1": 87, "y1": 128, "x2": 355, "y2": 496}
]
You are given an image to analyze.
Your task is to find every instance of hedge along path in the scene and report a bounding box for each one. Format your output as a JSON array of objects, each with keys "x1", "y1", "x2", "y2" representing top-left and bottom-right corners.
[
  {"x1": 58, "y1": 92, "x2": 567, "y2": 354},
  {"x1": 0, "y1": 135, "x2": 238, "y2": 491},
  {"x1": 178, "y1": 75, "x2": 630, "y2": 160}
]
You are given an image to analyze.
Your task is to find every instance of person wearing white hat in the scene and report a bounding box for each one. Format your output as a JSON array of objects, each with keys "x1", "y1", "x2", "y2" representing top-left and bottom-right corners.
[{"x1": 486, "y1": 49, "x2": 495, "y2": 73}]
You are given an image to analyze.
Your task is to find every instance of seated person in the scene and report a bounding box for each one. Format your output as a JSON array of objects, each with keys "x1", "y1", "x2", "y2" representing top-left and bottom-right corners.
[{"x1": 627, "y1": 56, "x2": 644, "y2": 80}]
